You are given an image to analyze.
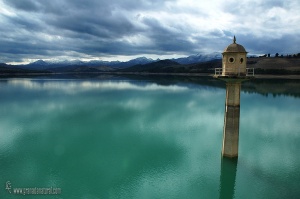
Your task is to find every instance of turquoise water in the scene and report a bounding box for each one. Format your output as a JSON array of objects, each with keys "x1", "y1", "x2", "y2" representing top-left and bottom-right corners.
[{"x1": 0, "y1": 76, "x2": 299, "y2": 199}]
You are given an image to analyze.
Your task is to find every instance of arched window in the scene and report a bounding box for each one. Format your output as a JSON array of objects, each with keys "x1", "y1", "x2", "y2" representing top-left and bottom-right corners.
[{"x1": 240, "y1": 58, "x2": 244, "y2": 63}]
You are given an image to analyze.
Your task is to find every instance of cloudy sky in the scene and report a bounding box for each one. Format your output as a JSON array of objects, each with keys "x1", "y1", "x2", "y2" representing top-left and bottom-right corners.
[{"x1": 0, "y1": 0, "x2": 299, "y2": 64}]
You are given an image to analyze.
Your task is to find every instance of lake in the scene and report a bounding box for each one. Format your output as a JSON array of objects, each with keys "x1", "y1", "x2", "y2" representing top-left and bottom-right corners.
[{"x1": 0, "y1": 75, "x2": 299, "y2": 199}]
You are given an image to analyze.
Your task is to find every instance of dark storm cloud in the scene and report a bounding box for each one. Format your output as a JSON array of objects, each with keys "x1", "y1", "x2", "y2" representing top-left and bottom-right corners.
[
  {"x1": 237, "y1": 34, "x2": 300, "y2": 55},
  {"x1": 3, "y1": 0, "x2": 39, "y2": 12},
  {"x1": 5, "y1": 0, "x2": 142, "y2": 36},
  {"x1": 3, "y1": 14, "x2": 43, "y2": 32},
  {"x1": 0, "y1": 0, "x2": 299, "y2": 63},
  {"x1": 47, "y1": 12, "x2": 138, "y2": 39},
  {"x1": 141, "y1": 17, "x2": 197, "y2": 52},
  {"x1": 1, "y1": 0, "x2": 194, "y2": 62}
]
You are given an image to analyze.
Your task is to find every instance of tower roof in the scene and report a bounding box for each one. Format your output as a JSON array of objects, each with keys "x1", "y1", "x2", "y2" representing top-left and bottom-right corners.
[{"x1": 223, "y1": 36, "x2": 247, "y2": 53}]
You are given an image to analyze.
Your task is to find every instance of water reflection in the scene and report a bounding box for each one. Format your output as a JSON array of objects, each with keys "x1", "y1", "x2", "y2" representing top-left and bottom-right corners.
[
  {"x1": 0, "y1": 78, "x2": 225, "y2": 198},
  {"x1": 6, "y1": 79, "x2": 189, "y2": 92},
  {"x1": 0, "y1": 77, "x2": 300, "y2": 198},
  {"x1": 219, "y1": 80, "x2": 241, "y2": 198},
  {"x1": 219, "y1": 158, "x2": 238, "y2": 199}
]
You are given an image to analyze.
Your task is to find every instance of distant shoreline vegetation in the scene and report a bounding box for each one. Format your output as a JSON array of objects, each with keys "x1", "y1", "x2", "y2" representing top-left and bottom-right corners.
[
  {"x1": 255, "y1": 53, "x2": 300, "y2": 58},
  {"x1": 1, "y1": 54, "x2": 300, "y2": 78}
]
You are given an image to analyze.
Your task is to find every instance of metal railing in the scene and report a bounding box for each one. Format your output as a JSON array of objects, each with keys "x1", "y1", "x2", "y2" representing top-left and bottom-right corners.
[
  {"x1": 214, "y1": 68, "x2": 255, "y2": 77},
  {"x1": 215, "y1": 68, "x2": 223, "y2": 76},
  {"x1": 246, "y1": 68, "x2": 255, "y2": 76}
]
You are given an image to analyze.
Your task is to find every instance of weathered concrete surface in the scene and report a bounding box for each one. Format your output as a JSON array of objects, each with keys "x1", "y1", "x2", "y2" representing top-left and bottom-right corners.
[{"x1": 222, "y1": 81, "x2": 241, "y2": 158}]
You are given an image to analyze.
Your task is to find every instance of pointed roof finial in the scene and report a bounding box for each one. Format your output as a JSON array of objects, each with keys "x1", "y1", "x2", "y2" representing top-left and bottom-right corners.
[{"x1": 233, "y1": 35, "x2": 236, "y2": 44}]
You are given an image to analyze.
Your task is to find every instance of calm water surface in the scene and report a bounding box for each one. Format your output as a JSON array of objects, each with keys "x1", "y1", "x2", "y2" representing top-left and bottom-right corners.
[{"x1": 0, "y1": 76, "x2": 299, "y2": 199}]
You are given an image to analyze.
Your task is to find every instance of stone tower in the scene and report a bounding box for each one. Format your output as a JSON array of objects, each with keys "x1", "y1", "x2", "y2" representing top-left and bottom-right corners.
[
  {"x1": 221, "y1": 36, "x2": 248, "y2": 76},
  {"x1": 214, "y1": 36, "x2": 254, "y2": 158}
]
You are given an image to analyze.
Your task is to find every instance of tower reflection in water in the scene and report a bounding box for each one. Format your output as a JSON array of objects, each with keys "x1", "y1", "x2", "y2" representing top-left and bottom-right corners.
[
  {"x1": 219, "y1": 158, "x2": 238, "y2": 199},
  {"x1": 218, "y1": 81, "x2": 241, "y2": 199}
]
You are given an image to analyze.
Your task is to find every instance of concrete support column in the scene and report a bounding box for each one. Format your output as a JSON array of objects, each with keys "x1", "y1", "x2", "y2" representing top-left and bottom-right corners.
[{"x1": 222, "y1": 81, "x2": 241, "y2": 158}]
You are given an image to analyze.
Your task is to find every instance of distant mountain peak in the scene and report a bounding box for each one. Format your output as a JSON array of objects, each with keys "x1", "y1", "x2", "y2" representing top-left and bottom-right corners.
[
  {"x1": 29, "y1": 60, "x2": 48, "y2": 65},
  {"x1": 132, "y1": 56, "x2": 148, "y2": 60},
  {"x1": 174, "y1": 52, "x2": 222, "y2": 64}
]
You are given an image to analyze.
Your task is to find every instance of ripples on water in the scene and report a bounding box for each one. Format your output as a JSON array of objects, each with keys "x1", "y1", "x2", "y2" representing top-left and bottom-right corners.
[{"x1": 0, "y1": 76, "x2": 299, "y2": 199}]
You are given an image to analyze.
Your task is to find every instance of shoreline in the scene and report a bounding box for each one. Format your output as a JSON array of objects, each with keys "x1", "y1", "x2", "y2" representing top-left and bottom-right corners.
[{"x1": 1, "y1": 71, "x2": 300, "y2": 80}]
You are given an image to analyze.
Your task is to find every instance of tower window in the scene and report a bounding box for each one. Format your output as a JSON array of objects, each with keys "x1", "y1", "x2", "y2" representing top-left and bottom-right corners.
[
  {"x1": 240, "y1": 58, "x2": 244, "y2": 63},
  {"x1": 229, "y1": 57, "x2": 235, "y2": 63}
]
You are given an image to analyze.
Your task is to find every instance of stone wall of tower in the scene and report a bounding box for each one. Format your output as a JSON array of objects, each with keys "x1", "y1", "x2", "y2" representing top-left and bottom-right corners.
[
  {"x1": 222, "y1": 53, "x2": 247, "y2": 76},
  {"x1": 222, "y1": 81, "x2": 241, "y2": 158}
]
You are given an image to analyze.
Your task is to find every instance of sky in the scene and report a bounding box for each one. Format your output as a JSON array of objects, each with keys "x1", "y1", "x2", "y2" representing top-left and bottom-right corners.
[{"x1": 0, "y1": 0, "x2": 299, "y2": 64}]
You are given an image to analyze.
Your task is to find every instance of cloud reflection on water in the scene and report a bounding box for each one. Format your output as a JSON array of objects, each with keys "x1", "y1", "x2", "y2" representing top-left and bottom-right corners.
[
  {"x1": 0, "y1": 78, "x2": 299, "y2": 198},
  {"x1": 0, "y1": 78, "x2": 225, "y2": 198},
  {"x1": 7, "y1": 79, "x2": 189, "y2": 92}
]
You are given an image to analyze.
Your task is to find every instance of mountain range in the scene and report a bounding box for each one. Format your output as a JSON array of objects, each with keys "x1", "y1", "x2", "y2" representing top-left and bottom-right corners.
[
  {"x1": 2, "y1": 52, "x2": 299, "y2": 75},
  {"x1": 9, "y1": 52, "x2": 222, "y2": 71}
]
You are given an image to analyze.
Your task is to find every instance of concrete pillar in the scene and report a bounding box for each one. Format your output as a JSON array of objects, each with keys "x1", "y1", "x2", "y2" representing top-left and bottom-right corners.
[{"x1": 222, "y1": 81, "x2": 241, "y2": 158}]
